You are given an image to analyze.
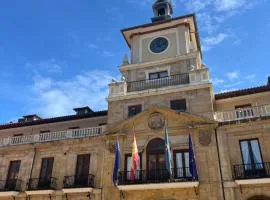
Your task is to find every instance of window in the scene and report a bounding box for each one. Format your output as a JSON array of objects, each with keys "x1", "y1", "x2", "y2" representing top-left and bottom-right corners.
[
  {"x1": 40, "y1": 130, "x2": 50, "y2": 133},
  {"x1": 69, "y1": 126, "x2": 80, "y2": 130},
  {"x1": 128, "y1": 105, "x2": 142, "y2": 118},
  {"x1": 125, "y1": 153, "x2": 142, "y2": 180},
  {"x1": 235, "y1": 104, "x2": 254, "y2": 119},
  {"x1": 147, "y1": 138, "x2": 167, "y2": 180},
  {"x1": 174, "y1": 150, "x2": 191, "y2": 178},
  {"x1": 170, "y1": 99, "x2": 187, "y2": 112},
  {"x1": 13, "y1": 134, "x2": 23, "y2": 137},
  {"x1": 158, "y1": 8, "x2": 165, "y2": 16},
  {"x1": 75, "y1": 154, "x2": 91, "y2": 185},
  {"x1": 6, "y1": 160, "x2": 21, "y2": 190},
  {"x1": 39, "y1": 157, "x2": 54, "y2": 187},
  {"x1": 240, "y1": 139, "x2": 263, "y2": 170},
  {"x1": 149, "y1": 71, "x2": 168, "y2": 80}
]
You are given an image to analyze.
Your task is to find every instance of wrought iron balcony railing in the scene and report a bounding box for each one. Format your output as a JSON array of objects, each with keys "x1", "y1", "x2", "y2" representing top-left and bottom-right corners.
[
  {"x1": 127, "y1": 73, "x2": 190, "y2": 92},
  {"x1": 0, "y1": 126, "x2": 106, "y2": 147},
  {"x1": 233, "y1": 162, "x2": 270, "y2": 180},
  {"x1": 118, "y1": 168, "x2": 196, "y2": 185},
  {"x1": 27, "y1": 177, "x2": 57, "y2": 191},
  {"x1": 0, "y1": 179, "x2": 22, "y2": 192},
  {"x1": 63, "y1": 174, "x2": 95, "y2": 188},
  {"x1": 215, "y1": 105, "x2": 270, "y2": 122}
]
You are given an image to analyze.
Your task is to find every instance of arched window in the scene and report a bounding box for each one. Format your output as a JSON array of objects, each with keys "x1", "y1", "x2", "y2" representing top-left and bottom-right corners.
[{"x1": 147, "y1": 138, "x2": 166, "y2": 176}]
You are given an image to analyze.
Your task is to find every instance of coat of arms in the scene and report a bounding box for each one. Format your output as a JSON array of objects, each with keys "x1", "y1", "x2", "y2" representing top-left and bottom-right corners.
[{"x1": 148, "y1": 112, "x2": 166, "y2": 130}]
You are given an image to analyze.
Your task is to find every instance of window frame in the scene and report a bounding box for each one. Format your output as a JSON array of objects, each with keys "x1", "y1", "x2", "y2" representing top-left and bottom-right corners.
[
  {"x1": 239, "y1": 138, "x2": 264, "y2": 169},
  {"x1": 173, "y1": 150, "x2": 191, "y2": 178},
  {"x1": 128, "y1": 104, "x2": 142, "y2": 118},
  {"x1": 6, "y1": 160, "x2": 21, "y2": 180},
  {"x1": 124, "y1": 153, "x2": 142, "y2": 181},
  {"x1": 148, "y1": 70, "x2": 169, "y2": 80},
  {"x1": 170, "y1": 99, "x2": 187, "y2": 112},
  {"x1": 39, "y1": 157, "x2": 54, "y2": 182}
]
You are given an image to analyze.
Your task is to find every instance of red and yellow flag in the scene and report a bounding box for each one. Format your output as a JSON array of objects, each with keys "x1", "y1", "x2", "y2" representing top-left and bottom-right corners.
[{"x1": 130, "y1": 130, "x2": 140, "y2": 181}]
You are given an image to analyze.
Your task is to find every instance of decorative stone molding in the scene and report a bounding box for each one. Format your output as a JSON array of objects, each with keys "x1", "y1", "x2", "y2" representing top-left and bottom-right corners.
[
  {"x1": 148, "y1": 112, "x2": 166, "y2": 131},
  {"x1": 199, "y1": 132, "x2": 212, "y2": 147}
]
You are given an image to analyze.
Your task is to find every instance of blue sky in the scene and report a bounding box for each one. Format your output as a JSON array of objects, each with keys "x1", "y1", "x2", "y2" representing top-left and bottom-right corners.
[{"x1": 0, "y1": 0, "x2": 269, "y2": 123}]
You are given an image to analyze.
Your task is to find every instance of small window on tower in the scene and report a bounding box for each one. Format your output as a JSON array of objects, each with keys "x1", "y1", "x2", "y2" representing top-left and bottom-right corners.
[
  {"x1": 128, "y1": 105, "x2": 142, "y2": 118},
  {"x1": 170, "y1": 99, "x2": 187, "y2": 112},
  {"x1": 158, "y1": 8, "x2": 165, "y2": 16}
]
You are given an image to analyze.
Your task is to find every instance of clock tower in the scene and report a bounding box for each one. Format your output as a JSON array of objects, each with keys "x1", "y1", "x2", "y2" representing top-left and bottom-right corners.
[{"x1": 107, "y1": 1, "x2": 213, "y2": 126}]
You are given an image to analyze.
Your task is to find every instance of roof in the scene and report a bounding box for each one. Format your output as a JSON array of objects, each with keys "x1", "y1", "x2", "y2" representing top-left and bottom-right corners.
[
  {"x1": 0, "y1": 110, "x2": 108, "y2": 130},
  {"x1": 215, "y1": 85, "x2": 270, "y2": 100},
  {"x1": 121, "y1": 13, "x2": 202, "y2": 58}
]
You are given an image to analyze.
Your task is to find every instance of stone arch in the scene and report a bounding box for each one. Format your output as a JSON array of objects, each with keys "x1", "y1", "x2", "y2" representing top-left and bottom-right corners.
[{"x1": 248, "y1": 196, "x2": 270, "y2": 200}]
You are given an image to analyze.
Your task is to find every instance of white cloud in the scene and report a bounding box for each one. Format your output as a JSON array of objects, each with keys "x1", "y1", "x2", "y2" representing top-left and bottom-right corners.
[
  {"x1": 226, "y1": 71, "x2": 239, "y2": 80},
  {"x1": 211, "y1": 78, "x2": 225, "y2": 85},
  {"x1": 202, "y1": 33, "x2": 228, "y2": 51},
  {"x1": 31, "y1": 70, "x2": 117, "y2": 117},
  {"x1": 26, "y1": 59, "x2": 63, "y2": 74},
  {"x1": 86, "y1": 43, "x2": 114, "y2": 57},
  {"x1": 215, "y1": 0, "x2": 245, "y2": 11},
  {"x1": 127, "y1": 0, "x2": 152, "y2": 6}
]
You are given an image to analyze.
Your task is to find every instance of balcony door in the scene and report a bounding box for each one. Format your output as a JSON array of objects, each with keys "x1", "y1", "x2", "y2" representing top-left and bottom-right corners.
[
  {"x1": 39, "y1": 157, "x2": 54, "y2": 188},
  {"x1": 240, "y1": 139, "x2": 264, "y2": 177},
  {"x1": 6, "y1": 160, "x2": 21, "y2": 190},
  {"x1": 174, "y1": 150, "x2": 191, "y2": 179},
  {"x1": 147, "y1": 138, "x2": 167, "y2": 180},
  {"x1": 75, "y1": 154, "x2": 90, "y2": 186}
]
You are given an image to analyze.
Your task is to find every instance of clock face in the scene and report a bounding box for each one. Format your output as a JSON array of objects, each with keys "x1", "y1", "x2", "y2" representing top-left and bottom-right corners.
[{"x1": 149, "y1": 37, "x2": 169, "y2": 54}]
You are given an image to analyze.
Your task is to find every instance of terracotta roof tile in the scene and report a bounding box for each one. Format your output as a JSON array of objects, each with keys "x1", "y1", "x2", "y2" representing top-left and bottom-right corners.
[
  {"x1": 215, "y1": 85, "x2": 270, "y2": 100},
  {"x1": 0, "y1": 110, "x2": 108, "y2": 130}
]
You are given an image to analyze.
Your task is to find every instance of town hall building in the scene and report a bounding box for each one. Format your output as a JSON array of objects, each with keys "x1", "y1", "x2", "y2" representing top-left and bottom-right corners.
[{"x1": 0, "y1": 0, "x2": 270, "y2": 200}]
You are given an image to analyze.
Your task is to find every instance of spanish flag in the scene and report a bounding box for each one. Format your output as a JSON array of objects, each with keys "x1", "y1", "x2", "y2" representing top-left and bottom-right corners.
[{"x1": 130, "y1": 131, "x2": 140, "y2": 181}]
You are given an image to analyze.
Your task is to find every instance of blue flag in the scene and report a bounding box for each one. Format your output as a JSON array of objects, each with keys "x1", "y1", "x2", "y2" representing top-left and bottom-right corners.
[
  {"x1": 164, "y1": 122, "x2": 172, "y2": 177},
  {"x1": 113, "y1": 139, "x2": 121, "y2": 185},
  {"x1": 189, "y1": 134, "x2": 198, "y2": 180}
]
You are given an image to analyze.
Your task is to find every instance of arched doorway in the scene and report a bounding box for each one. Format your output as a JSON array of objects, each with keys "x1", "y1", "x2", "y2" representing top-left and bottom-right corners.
[
  {"x1": 248, "y1": 196, "x2": 270, "y2": 200},
  {"x1": 147, "y1": 138, "x2": 166, "y2": 180}
]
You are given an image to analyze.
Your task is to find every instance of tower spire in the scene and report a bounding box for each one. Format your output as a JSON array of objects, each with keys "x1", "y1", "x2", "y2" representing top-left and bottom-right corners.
[{"x1": 151, "y1": 0, "x2": 173, "y2": 22}]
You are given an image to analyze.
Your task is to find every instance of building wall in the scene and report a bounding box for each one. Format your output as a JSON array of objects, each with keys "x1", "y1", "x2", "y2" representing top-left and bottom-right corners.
[
  {"x1": 0, "y1": 137, "x2": 105, "y2": 200},
  {"x1": 215, "y1": 92, "x2": 270, "y2": 111},
  {"x1": 0, "y1": 116, "x2": 107, "y2": 139},
  {"x1": 131, "y1": 25, "x2": 190, "y2": 64},
  {"x1": 108, "y1": 87, "x2": 214, "y2": 126}
]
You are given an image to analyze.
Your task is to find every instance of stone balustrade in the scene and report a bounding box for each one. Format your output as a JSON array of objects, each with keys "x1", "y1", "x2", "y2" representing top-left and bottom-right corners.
[
  {"x1": 214, "y1": 105, "x2": 270, "y2": 122},
  {"x1": 0, "y1": 126, "x2": 106, "y2": 147}
]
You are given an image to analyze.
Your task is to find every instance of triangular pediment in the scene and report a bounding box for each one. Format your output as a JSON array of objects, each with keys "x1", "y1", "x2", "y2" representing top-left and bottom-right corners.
[{"x1": 107, "y1": 106, "x2": 216, "y2": 135}]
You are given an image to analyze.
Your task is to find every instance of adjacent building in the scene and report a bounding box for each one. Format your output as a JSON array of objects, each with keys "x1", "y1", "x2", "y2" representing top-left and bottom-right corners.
[{"x1": 0, "y1": 1, "x2": 270, "y2": 200}]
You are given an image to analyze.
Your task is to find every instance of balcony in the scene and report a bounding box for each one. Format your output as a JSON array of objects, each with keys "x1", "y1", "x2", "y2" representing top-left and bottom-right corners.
[
  {"x1": 0, "y1": 179, "x2": 22, "y2": 197},
  {"x1": 108, "y1": 68, "x2": 210, "y2": 99},
  {"x1": 62, "y1": 174, "x2": 95, "y2": 193},
  {"x1": 215, "y1": 105, "x2": 270, "y2": 123},
  {"x1": 117, "y1": 168, "x2": 199, "y2": 190},
  {"x1": 233, "y1": 163, "x2": 270, "y2": 185},
  {"x1": 26, "y1": 178, "x2": 57, "y2": 195},
  {"x1": 127, "y1": 73, "x2": 190, "y2": 92},
  {"x1": 0, "y1": 126, "x2": 106, "y2": 148}
]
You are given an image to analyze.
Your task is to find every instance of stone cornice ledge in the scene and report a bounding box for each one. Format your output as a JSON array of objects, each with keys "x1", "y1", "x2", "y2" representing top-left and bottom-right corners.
[
  {"x1": 120, "y1": 52, "x2": 199, "y2": 72},
  {"x1": 108, "y1": 82, "x2": 212, "y2": 102}
]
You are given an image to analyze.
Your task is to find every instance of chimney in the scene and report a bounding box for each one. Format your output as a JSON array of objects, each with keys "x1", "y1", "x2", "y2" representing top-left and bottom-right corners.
[
  {"x1": 73, "y1": 107, "x2": 93, "y2": 115},
  {"x1": 18, "y1": 115, "x2": 41, "y2": 123}
]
